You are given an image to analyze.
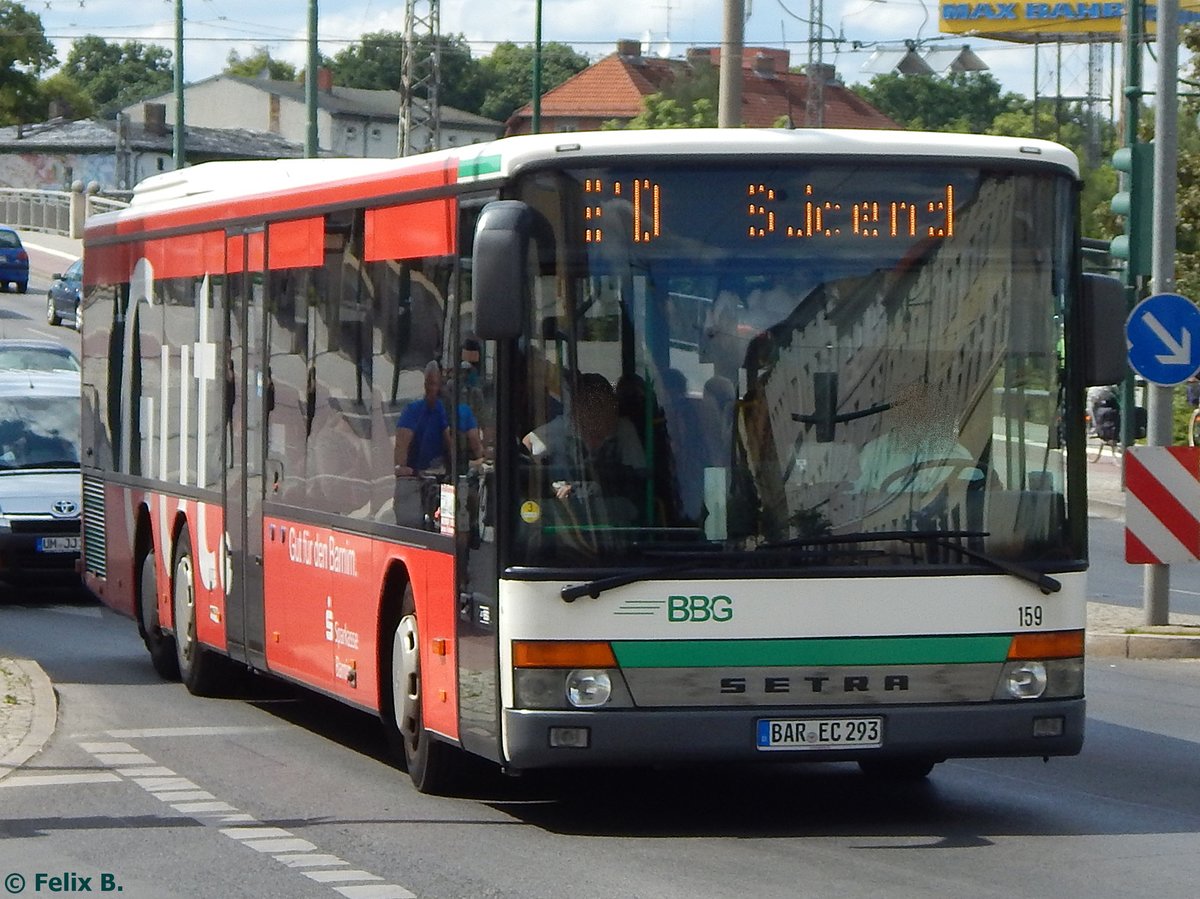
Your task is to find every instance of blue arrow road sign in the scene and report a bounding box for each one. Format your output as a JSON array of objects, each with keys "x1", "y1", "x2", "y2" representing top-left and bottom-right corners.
[{"x1": 1126, "y1": 292, "x2": 1200, "y2": 386}]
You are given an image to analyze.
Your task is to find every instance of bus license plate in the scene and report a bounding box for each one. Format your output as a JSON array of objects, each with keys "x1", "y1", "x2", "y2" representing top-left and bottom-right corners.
[
  {"x1": 38, "y1": 536, "x2": 80, "y2": 553},
  {"x1": 756, "y1": 717, "x2": 883, "y2": 751}
]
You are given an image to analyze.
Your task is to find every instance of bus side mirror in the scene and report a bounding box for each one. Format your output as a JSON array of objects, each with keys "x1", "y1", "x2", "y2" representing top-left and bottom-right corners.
[
  {"x1": 472, "y1": 200, "x2": 532, "y2": 341},
  {"x1": 1081, "y1": 273, "x2": 1128, "y2": 387}
]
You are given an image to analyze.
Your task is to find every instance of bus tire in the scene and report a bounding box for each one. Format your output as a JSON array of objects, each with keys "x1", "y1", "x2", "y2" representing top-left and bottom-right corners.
[
  {"x1": 857, "y1": 757, "x2": 937, "y2": 781},
  {"x1": 139, "y1": 550, "x2": 180, "y2": 681},
  {"x1": 385, "y1": 584, "x2": 457, "y2": 794},
  {"x1": 171, "y1": 530, "x2": 223, "y2": 696}
]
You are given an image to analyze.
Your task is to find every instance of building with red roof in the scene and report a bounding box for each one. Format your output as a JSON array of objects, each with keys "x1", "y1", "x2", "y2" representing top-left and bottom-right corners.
[{"x1": 505, "y1": 41, "x2": 900, "y2": 135}]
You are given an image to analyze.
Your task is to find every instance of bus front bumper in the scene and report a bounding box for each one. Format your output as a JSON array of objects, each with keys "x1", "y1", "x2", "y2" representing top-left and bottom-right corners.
[{"x1": 501, "y1": 699, "x2": 1084, "y2": 769}]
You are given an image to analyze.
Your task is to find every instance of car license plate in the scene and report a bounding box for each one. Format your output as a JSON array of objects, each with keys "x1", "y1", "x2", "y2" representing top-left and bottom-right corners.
[
  {"x1": 37, "y1": 536, "x2": 80, "y2": 553},
  {"x1": 756, "y1": 717, "x2": 883, "y2": 751}
]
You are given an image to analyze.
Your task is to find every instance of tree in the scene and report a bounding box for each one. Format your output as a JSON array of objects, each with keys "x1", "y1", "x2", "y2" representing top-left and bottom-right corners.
[
  {"x1": 477, "y1": 42, "x2": 589, "y2": 122},
  {"x1": 1174, "y1": 27, "x2": 1200, "y2": 301},
  {"x1": 225, "y1": 47, "x2": 298, "y2": 82},
  {"x1": 0, "y1": 1, "x2": 57, "y2": 124},
  {"x1": 330, "y1": 32, "x2": 484, "y2": 115},
  {"x1": 850, "y1": 71, "x2": 1024, "y2": 134},
  {"x1": 62, "y1": 36, "x2": 173, "y2": 119},
  {"x1": 38, "y1": 72, "x2": 94, "y2": 120},
  {"x1": 608, "y1": 63, "x2": 719, "y2": 129}
]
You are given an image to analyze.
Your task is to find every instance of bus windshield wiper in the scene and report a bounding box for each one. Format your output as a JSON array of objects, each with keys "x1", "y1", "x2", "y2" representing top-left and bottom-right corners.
[
  {"x1": 561, "y1": 558, "x2": 713, "y2": 603},
  {"x1": 763, "y1": 529, "x2": 1061, "y2": 595}
]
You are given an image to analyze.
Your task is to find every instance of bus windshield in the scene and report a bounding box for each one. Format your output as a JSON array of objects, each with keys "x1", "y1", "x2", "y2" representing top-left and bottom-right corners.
[{"x1": 509, "y1": 161, "x2": 1076, "y2": 570}]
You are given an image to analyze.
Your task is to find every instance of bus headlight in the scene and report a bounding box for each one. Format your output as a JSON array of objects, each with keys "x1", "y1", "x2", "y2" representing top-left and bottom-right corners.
[
  {"x1": 994, "y1": 657, "x2": 1083, "y2": 700},
  {"x1": 1003, "y1": 661, "x2": 1048, "y2": 699},
  {"x1": 566, "y1": 669, "x2": 612, "y2": 707}
]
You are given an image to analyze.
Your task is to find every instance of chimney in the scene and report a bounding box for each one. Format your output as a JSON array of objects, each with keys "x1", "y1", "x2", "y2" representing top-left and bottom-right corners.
[
  {"x1": 144, "y1": 103, "x2": 168, "y2": 136},
  {"x1": 753, "y1": 54, "x2": 777, "y2": 77},
  {"x1": 687, "y1": 47, "x2": 714, "y2": 68},
  {"x1": 317, "y1": 67, "x2": 334, "y2": 93},
  {"x1": 617, "y1": 39, "x2": 642, "y2": 60}
]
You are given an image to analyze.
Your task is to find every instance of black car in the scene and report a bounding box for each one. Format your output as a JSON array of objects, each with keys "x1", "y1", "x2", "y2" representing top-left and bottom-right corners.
[{"x1": 46, "y1": 258, "x2": 82, "y2": 330}]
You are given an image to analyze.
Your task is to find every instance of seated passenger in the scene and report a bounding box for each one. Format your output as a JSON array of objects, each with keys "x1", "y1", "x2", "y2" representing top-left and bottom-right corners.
[{"x1": 524, "y1": 372, "x2": 644, "y2": 502}]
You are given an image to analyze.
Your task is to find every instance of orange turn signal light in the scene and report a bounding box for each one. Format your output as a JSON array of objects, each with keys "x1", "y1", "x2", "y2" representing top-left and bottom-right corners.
[
  {"x1": 512, "y1": 641, "x2": 617, "y2": 668},
  {"x1": 1007, "y1": 629, "x2": 1084, "y2": 660}
]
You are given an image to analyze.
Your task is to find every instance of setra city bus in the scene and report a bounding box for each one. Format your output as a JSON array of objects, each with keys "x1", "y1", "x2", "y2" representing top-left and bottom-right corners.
[{"x1": 79, "y1": 129, "x2": 1127, "y2": 793}]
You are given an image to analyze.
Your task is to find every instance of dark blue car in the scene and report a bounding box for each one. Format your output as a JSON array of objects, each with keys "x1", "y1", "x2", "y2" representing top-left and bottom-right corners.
[
  {"x1": 46, "y1": 258, "x2": 82, "y2": 329},
  {"x1": 0, "y1": 226, "x2": 28, "y2": 293}
]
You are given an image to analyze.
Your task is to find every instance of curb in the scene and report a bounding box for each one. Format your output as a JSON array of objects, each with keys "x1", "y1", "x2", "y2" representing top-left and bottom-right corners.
[
  {"x1": 0, "y1": 659, "x2": 58, "y2": 781},
  {"x1": 1087, "y1": 632, "x2": 1200, "y2": 660}
]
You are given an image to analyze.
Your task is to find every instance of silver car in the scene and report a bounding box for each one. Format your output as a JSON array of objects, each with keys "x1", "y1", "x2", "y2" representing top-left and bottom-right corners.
[{"x1": 0, "y1": 370, "x2": 81, "y2": 590}]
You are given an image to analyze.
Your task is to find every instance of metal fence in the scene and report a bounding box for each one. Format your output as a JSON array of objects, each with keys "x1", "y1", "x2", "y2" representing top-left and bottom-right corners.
[{"x1": 0, "y1": 187, "x2": 129, "y2": 238}]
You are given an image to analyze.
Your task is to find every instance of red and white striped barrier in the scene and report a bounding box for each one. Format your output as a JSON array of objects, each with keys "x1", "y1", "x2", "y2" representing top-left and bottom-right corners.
[{"x1": 1125, "y1": 445, "x2": 1200, "y2": 564}]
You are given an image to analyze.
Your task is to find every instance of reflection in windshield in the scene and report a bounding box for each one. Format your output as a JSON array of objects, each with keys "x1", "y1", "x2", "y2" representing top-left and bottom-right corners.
[
  {"x1": 511, "y1": 163, "x2": 1074, "y2": 571},
  {"x1": 0, "y1": 398, "x2": 80, "y2": 468}
]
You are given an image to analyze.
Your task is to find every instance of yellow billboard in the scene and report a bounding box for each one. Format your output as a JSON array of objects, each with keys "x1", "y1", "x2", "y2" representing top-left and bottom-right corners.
[{"x1": 939, "y1": 1, "x2": 1200, "y2": 38}]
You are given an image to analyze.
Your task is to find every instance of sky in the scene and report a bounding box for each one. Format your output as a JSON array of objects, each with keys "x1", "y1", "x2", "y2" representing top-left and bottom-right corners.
[{"x1": 28, "y1": 0, "x2": 1139, "y2": 110}]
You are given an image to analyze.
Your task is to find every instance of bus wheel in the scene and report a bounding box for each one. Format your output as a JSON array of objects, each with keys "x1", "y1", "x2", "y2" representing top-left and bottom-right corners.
[
  {"x1": 139, "y1": 550, "x2": 180, "y2": 681},
  {"x1": 857, "y1": 758, "x2": 937, "y2": 781},
  {"x1": 387, "y1": 585, "x2": 456, "y2": 794},
  {"x1": 172, "y1": 530, "x2": 222, "y2": 696}
]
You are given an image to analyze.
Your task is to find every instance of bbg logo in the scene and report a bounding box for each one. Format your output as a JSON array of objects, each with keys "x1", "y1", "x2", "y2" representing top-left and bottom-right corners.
[{"x1": 667, "y1": 594, "x2": 733, "y2": 622}]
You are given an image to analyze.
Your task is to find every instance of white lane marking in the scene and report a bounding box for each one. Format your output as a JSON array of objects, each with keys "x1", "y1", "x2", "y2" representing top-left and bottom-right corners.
[
  {"x1": 0, "y1": 772, "x2": 121, "y2": 787},
  {"x1": 221, "y1": 827, "x2": 295, "y2": 840},
  {"x1": 131, "y1": 777, "x2": 201, "y2": 791},
  {"x1": 93, "y1": 752, "x2": 156, "y2": 765},
  {"x1": 170, "y1": 800, "x2": 238, "y2": 813},
  {"x1": 153, "y1": 790, "x2": 215, "y2": 801},
  {"x1": 276, "y1": 855, "x2": 350, "y2": 868},
  {"x1": 335, "y1": 886, "x2": 416, "y2": 899},
  {"x1": 78, "y1": 741, "x2": 138, "y2": 752},
  {"x1": 304, "y1": 871, "x2": 383, "y2": 884},
  {"x1": 106, "y1": 726, "x2": 281, "y2": 738},
  {"x1": 79, "y1": 740, "x2": 417, "y2": 898},
  {"x1": 22, "y1": 239, "x2": 77, "y2": 262}
]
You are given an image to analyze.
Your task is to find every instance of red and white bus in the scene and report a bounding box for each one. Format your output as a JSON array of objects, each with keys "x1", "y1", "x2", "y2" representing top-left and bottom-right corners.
[{"x1": 80, "y1": 129, "x2": 1126, "y2": 793}]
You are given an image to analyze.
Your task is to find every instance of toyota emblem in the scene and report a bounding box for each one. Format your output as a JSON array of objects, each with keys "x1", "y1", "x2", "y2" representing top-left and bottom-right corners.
[{"x1": 51, "y1": 499, "x2": 79, "y2": 518}]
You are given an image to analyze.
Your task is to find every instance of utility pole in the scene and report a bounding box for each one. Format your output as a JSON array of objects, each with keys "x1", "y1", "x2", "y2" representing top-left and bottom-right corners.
[
  {"x1": 399, "y1": 0, "x2": 442, "y2": 156},
  {"x1": 1144, "y1": 0, "x2": 1180, "y2": 626},
  {"x1": 532, "y1": 0, "x2": 542, "y2": 134},
  {"x1": 173, "y1": 0, "x2": 184, "y2": 169},
  {"x1": 305, "y1": 0, "x2": 318, "y2": 158},
  {"x1": 717, "y1": 0, "x2": 743, "y2": 127}
]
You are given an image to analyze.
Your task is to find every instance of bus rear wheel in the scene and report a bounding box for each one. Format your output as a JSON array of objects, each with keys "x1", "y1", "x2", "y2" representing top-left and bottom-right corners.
[
  {"x1": 172, "y1": 530, "x2": 224, "y2": 696},
  {"x1": 139, "y1": 550, "x2": 180, "y2": 681},
  {"x1": 386, "y1": 585, "x2": 458, "y2": 794}
]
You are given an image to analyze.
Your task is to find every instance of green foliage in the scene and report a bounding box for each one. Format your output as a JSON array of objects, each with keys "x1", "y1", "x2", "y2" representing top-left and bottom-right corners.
[
  {"x1": 38, "y1": 72, "x2": 94, "y2": 120},
  {"x1": 1175, "y1": 27, "x2": 1200, "y2": 301},
  {"x1": 477, "y1": 41, "x2": 589, "y2": 122},
  {"x1": 0, "y1": 0, "x2": 57, "y2": 124},
  {"x1": 850, "y1": 71, "x2": 1024, "y2": 134},
  {"x1": 329, "y1": 32, "x2": 484, "y2": 116},
  {"x1": 225, "y1": 47, "x2": 299, "y2": 82},
  {"x1": 63, "y1": 35, "x2": 172, "y2": 119}
]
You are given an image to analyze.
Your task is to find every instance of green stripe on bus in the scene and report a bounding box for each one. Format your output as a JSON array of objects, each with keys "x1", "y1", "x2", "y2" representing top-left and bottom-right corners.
[
  {"x1": 458, "y1": 155, "x2": 502, "y2": 179},
  {"x1": 610, "y1": 635, "x2": 1013, "y2": 668}
]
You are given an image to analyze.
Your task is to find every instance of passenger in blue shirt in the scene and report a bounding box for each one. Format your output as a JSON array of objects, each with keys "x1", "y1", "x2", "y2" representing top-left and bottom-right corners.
[
  {"x1": 394, "y1": 361, "x2": 486, "y2": 477},
  {"x1": 394, "y1": 362, "x2": 451, "y2": 476}
]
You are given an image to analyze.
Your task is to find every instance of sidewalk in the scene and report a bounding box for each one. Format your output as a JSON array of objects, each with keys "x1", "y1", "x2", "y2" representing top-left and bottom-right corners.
[
  {"x1": 0, "y1": 455, "x2": 1195, "y2": 778},
  {"x1": 0, "y1": 657, "x2": 57, "y2": 782}
]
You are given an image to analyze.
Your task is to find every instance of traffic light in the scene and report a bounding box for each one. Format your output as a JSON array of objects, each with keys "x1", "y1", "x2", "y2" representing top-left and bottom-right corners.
[{"x1": 1110, "y1": 141, "x2": 1154, "y2": 277}]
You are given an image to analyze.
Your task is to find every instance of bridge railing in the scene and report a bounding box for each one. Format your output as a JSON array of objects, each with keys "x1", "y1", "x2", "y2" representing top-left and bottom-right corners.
[{"x1": 0, "y1": 184, "x2": 130, "y2": 238}]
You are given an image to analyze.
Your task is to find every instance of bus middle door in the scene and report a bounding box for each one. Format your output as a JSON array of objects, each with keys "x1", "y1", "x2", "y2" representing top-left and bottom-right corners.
[{"x1": 224, "y1": 226, "x2": 268, "y2": 669}]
